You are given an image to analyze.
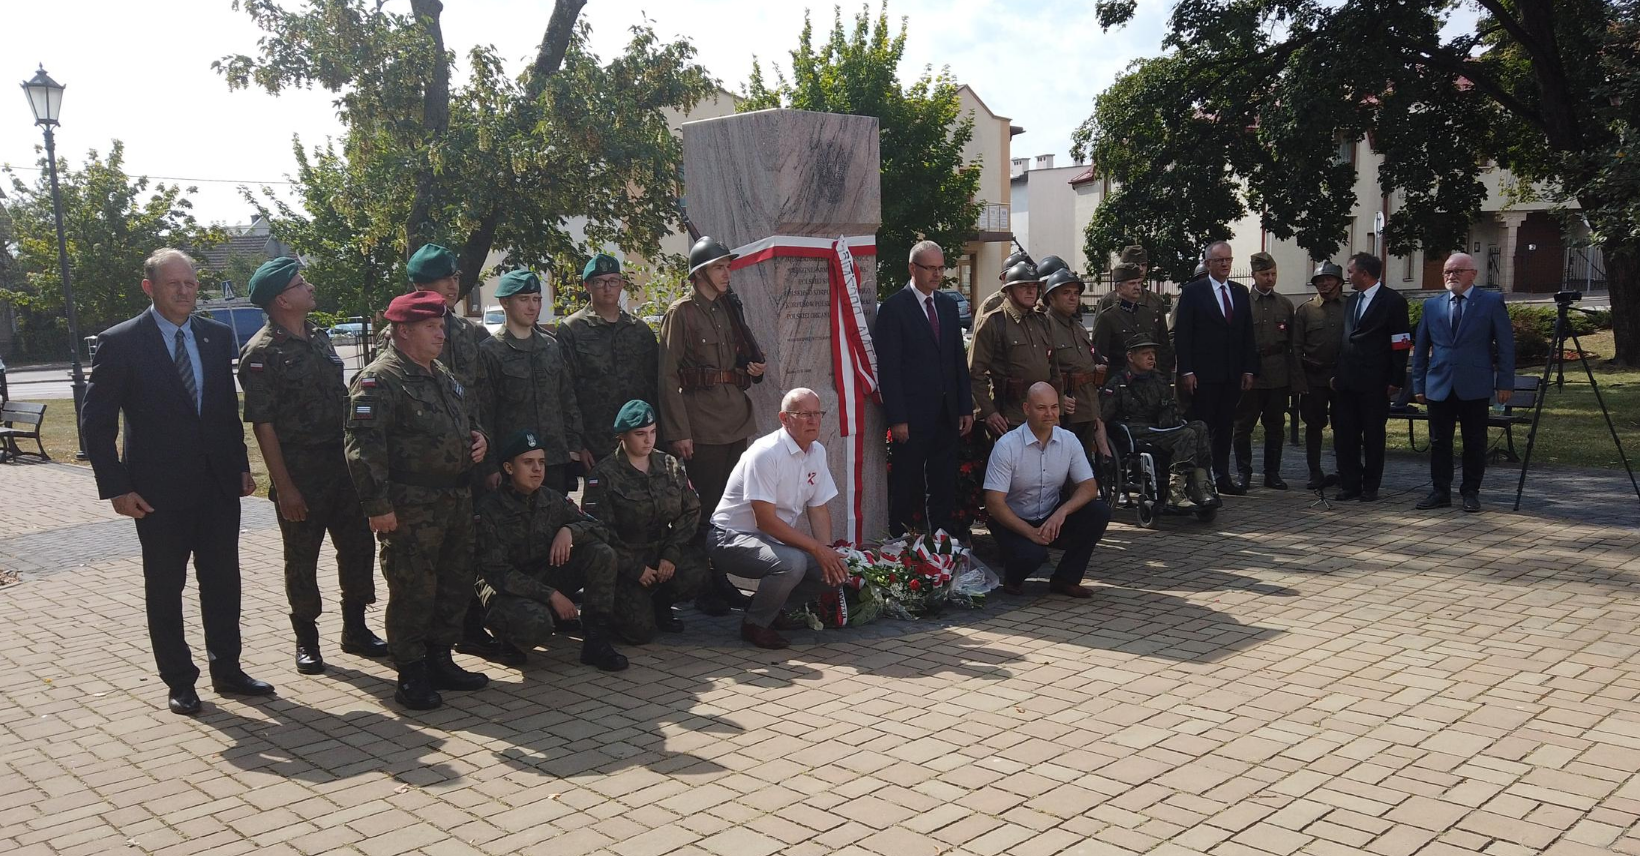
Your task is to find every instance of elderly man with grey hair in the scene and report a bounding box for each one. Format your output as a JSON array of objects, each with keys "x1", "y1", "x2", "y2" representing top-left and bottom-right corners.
[{"x1": 705, "y1": 388, "x2": 850, "y2": 649}]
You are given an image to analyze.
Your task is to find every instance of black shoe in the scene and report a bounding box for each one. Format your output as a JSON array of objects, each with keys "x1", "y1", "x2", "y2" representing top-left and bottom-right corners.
[
  {"x1": 292, "y1": 617, "x2": 326, "y2": 675},
  {"x1": 653, "y1": 601, "x2": 685, "y2": 634},
  {"x1": 1237, "y1": 471, "x2": 1254, "y2": 491},
  {"x1": 694, "y1": 592, "x2": 731, "y2": 617},
  {"x1": 1461, "y1": 493, "x2": 1481, "y2": 513},
  {"x1": 1306, "y1": 474, "x2": 1327, "y2": 490},
  {"x1": 1264, "y1": 473, "x2": 1288, "y2": 490},
  {"x1": 713, "y1": 573, "x2": 752, "y2": 610},
  {"x1": 1416, "y1": 490, "x2": 1451, "y2": 510},
  {"x1": 1216, "y1": 477, "x2": 1248, "y2": 496},
  {"x1": 456, "y1": 600, "x2": 503, "y2": 656},
  {"x1": 426, "y1": 647, "x2": 489, "y2": 691},
  {"x1": 1359, "y1": 490, "x2": 1380, "y2": 502},
  {"x1": 168, "y1": 686, "x2": 201, "y2": 716},
  {"x1": 579, "y1": 614, "x2": 629, "y2": 672},
  {"x1": 1334, "y1": 489, "x2": 1361, "y2": 502},
  {"x1": 394, "y1": 661, "x2": 443, "y2": 711},
  {"x1": 496, "y1": 641, "x2": 528, "y2": 666},
  {"x1": 211, "y1": 670, "x2": 275, "y2": 697},
  {"x1": 339, "y1": 601, "x2": 389, "y2": 658},
  {"x1": 1323, "y1": 474, "x2": 1340, "y2": 488}
]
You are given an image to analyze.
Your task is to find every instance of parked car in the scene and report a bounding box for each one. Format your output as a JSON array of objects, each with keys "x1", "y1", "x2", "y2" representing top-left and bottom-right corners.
[
  {"x1": 483, "y1": 305, "x2": 506, "y2": 336},
  {"x1": 327, "y1": 322, "x2": 365, "y2": 343},
  {"x1": 194, "y1": 304, "x2": 267, "y2": 355},
  {"x1": 941, "y1": 287, "x2": 973, "y2": 329}
]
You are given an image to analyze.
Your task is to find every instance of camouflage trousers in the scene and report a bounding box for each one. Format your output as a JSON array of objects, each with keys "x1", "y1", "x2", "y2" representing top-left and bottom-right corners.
[
  {"x1": 379, "y1": 487, "x2": 473, "y2": 665},
  {"x1": 1134, "y1": 421, "x2": 1213, "y2": 471},
  {"x1": 611, "y1": 543, "x2": 709, "y2": 644},
  {"x1": 478, "y1": 542, "x2": 617, "y2": 650},
  {"x1": 276, "y1": 448, "x2": 376, "y2": 621}
]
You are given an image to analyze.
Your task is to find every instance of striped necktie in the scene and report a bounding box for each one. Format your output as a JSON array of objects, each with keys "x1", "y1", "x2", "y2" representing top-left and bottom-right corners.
[{"x1": 174, "y1": 328, "x2": 199, "y2": 412}]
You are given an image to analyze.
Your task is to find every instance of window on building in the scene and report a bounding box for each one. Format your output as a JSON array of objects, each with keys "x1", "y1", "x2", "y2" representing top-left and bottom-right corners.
[
  {"x1": 1403, "y1": 252, "x2": 1416, "y2": 281},
  {"x1": 1334, "y1": 135, "x2": 1356, "y2": 165}
]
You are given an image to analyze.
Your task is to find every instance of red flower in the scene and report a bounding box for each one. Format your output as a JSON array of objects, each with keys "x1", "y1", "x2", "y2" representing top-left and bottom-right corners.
[
  {"x1": 887, "y1": 575, "x2": 898, "y2": 585},
  {"x1": 909, "y1": 578, "x2": 921, "y2": 591}
]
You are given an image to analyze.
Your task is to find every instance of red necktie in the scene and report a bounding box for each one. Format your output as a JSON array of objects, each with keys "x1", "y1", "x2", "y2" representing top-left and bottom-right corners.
[
  {"x1": 925, "y1": 295, "x2": 940, "y2": 343},
  {"x1": 1219, "y1": 285, "x2": 1233, "y2": 323}
]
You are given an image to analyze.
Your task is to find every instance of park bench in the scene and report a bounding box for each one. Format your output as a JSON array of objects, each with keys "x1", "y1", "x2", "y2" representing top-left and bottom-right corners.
[
  {"x1": 1389, "y1": 375, "x2": 1542, "y2": 463},
  {"x1": 0, "y1": 401, "x2": 50, "y2": 463}
]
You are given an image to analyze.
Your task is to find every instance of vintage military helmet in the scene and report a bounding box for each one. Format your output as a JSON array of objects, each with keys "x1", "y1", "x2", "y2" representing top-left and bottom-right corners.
[
  {"x1": 1311, "y1": 261, "x2": 1344, "y2": 285},
  {"x1": 687, "y1": 236, "x2": 737, "y2": 277},
  {"x1": 1193, "y1": 261, "x2": 1208, "y2": 280},
  {"x1": 1001, "y1": 261, "x2": 1041, "y2": 289},
  {"x1": 1035, "y1": 254, "x2": 1069, "y2": 282},
  {"x1": 1000, "y1": 249, "x2": 1034, "y2": 280},
  {"x1": 1042, "y1": 267, "x2": 1084, "y2": 295}
]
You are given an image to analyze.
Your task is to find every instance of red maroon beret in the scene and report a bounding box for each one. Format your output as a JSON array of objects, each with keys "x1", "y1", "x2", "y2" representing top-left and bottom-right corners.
[{"x1": 383, "y1": 290, "x2": 447, "y2": 323}]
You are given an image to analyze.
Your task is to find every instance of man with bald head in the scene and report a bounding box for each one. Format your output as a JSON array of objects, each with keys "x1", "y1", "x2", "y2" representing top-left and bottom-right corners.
[
  {"x1": 706, "y1": 388, "x2": 850, "y2": 649},
  {"x1": 983, "y1": 382, "x2": 1112, "y2": 598},
  {"x1": 1411, "y1": 253, "x2": 1514, "y2": 512}
]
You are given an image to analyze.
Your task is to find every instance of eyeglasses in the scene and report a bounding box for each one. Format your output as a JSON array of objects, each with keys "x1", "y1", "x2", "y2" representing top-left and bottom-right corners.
[
  {"x1": 910, "y1": 262, "x2": 943, "y2": 273},
  {"x1": 783, "y1": 410, "x2": 827, "y2": 421},
  {"x1": 1442, "y1": 268, "x2": 1475, "y2": 275},
  {"x1": 587, "y1": 278, "x2": 625, "y2": 288}
]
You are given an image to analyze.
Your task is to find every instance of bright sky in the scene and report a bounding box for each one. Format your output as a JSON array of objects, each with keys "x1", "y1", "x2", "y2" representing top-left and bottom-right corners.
[{"x1": 1, "y1": 0, "x2": 1475, "y2": 227}]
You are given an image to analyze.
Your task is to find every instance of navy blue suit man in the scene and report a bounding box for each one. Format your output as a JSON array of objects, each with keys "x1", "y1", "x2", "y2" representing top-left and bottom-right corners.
[
  {"x1": 873, "y1": 241, "x2": 974, "y2": 537},
  {"x1": 1331, "y1": 252, "x2": 1412, "y2": 502},
  {"x1": 1412, "y1": 253, "x2": 1515, "y2": 512},
  {"x1": 81, "y1": 249, "x2": 272, "y2": 715},
  {"x1": 1173, "y1": 241, "x2": 1258, "y2": 493}
]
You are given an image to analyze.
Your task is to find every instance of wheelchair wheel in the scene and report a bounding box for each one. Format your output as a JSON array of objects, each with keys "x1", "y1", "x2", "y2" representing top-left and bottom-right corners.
[
  {"x1": 1136, "y1": 495, "x2": 1160, "y2": 529},
  {"x1": 1133, "y1": 464, "x2": 1161, "y2": 529}
]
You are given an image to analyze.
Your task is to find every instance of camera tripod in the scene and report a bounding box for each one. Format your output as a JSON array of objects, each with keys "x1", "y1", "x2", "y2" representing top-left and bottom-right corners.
[{"x1": 1511, "y1": 291, "x2": 1640, "y2": 511}]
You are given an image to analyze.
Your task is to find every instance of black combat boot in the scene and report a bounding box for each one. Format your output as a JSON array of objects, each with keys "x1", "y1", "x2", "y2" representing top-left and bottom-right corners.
[
  {"x1": 426, "y1": 646, "x2": 490, "y2": 691},
  {"x1": 714, "y1": 572, "x2": 751, "y2": 609},
  {"x1": 394, "y1": 661, "x2": 442, "y2": 710},
  {"x1": 694, "y1": 590, "x2": 731, "y2": 616},
  {"x1": 579, "y1": 614, "x2": 630, "y2": 672},
  {"x1": 292, "y1": 616, "x2": 325, "y2": 675},
  {"x1": 455, "y1": 598, "x2": 504, "y2": 657},
  {"x1": 653, "y1": 599, "x2": 685, "y2": 634},
  {"x1": 339, "y1": 600, "x2": 389, "y2": 657},
  {"x1": 496, "y1": 640, "x2": 527, "y2": 666}
]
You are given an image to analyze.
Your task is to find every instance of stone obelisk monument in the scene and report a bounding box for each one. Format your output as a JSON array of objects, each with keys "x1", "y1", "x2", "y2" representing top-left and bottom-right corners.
[{"x1": 682, "y1": 108, "x2": 886, "y2": 543}]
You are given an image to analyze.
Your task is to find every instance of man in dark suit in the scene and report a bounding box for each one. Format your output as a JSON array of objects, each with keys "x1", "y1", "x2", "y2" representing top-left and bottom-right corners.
[
  {"x1": 1411, "y1": 252, "x2": 1515, "y2": 512},
  {"x1": 81, "y1": 248, "x2": 270, "y2": 715},
  {"x1": 1332, "y1": 252, "x2": 1411, "y2": 502},
  {"x1": 1172, "y1": 241, "x2": 1257, "y2": 494},
  {"x1": 874, "y1": 240, "x2": 974, "y2": 538}
]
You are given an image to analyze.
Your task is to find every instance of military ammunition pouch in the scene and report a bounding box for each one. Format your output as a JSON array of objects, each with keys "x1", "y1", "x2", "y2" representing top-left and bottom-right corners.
[
  {"x1": 390, "y1": 470, "x2": 466, "y2": 490},
  {"x1": 679, "y1": 367, "x2": 749, "y2": 392},
  {"x1": 1066, "y1": 368, "x2": 1107, "y2": 390}
]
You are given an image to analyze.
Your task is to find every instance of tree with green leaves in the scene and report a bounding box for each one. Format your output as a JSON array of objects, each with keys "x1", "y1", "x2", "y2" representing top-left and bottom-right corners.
[
  {"x1": 1, "y1": 141, "x2": 225, "y2": 358},
  {"x1": 1079, "y1": 0, "x2": 1640, "y2": 365},
  {"x1": 216, "y1": 0, "x2": 717, "y2": 311},
  {"x1": 743, "y1": 2, "x2": 981, "y2": 298}
]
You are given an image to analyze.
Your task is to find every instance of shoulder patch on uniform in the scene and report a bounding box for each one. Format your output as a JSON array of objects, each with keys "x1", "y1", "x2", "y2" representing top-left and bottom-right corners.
[
  {"x1": 587, "y1": 477, "x2": 600, "y2": 488},
  {"x1": 360, "y1": 376, "x2": 378, "y2": 389},
  {"x1": 451, "y1": 379, "x2": 465, "y2": 398},
  {"x1": 352, "y1": 402, "x2": 375, "y2": 420},
  {"x1": 246, "y1": 361, "x2": 264, "y2": 372}
]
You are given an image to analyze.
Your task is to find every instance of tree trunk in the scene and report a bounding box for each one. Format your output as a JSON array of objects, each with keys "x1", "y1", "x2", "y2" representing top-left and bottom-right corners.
[
  {"x1": 405, "y1": 0, "x2": 450, "y2": 255},
  {"x1": 1605, "y1": 243, "x2": 1640, "y2": 367},
  {"x1": 458, "y1": 212, "x2": 498, "y2": 299}
]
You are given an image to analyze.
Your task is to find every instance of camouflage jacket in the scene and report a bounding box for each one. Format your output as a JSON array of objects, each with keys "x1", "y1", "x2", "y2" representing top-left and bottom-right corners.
[
  {"x1": 475, "y1": 483, "x2": 608, "y2": 602},
  {"x1": 239, "y1": 319, "x2": 347, "y2": 450},
  {"x1": 377, "y1": 311, "x2": 489, "y2": 428},
  {"x1": 580, "y1": 450, "x2": 699, "y2": 565},
  {"x1": 480, "y1": 328, "x2": 584, "y2": 466},
  {"x1": 1100, "y1": 367, "x2": 1185, "y2": 433},
  {"x1": 557, "y1": 306, "x2": 660, "y2": 459},
  {"x1": 344, "y1": 347, "x2": 477, "y2": 517}
]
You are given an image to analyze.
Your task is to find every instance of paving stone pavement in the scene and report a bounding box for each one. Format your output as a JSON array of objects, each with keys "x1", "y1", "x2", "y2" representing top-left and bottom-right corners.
[{"x1": 2, "y1": 455, "x2": 1640, "y2": 856}]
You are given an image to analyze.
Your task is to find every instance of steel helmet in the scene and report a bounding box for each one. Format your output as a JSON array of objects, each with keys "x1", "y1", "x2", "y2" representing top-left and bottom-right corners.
[
  {"x1": 688, "y1": 236, "x2": 737, "y2": 277},
  {"x1": 1035, "y1": 254, "x2": 1069, "y2": 282}
]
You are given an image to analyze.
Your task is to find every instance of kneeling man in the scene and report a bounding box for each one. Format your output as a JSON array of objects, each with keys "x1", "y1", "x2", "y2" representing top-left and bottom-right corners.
[
  {"x1": 474, "y1": 430, "x2": 629, "y2": 672},
  {"x1": 706, "y1": 388, "x2": 849, "y2": 650},
  {"x1": 984, "y1": 382, "x2": 1113, "y2": 597}
]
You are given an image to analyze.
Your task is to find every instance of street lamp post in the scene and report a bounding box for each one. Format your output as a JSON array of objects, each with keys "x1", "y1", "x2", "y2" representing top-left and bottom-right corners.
[{"x1": 21, "y1": 65, "x2": 87, "y2": 460}]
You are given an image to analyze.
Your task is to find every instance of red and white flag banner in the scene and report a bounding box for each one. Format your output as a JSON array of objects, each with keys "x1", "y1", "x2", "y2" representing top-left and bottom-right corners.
[{"x1": 729, "y1": 234, "x2": 880, "y2": 542}]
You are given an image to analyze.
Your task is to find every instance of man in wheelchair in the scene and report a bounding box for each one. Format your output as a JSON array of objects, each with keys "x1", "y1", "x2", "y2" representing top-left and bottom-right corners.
[{"x1": 1100, "y1": 337, "x2": 1222, "y2": 511}]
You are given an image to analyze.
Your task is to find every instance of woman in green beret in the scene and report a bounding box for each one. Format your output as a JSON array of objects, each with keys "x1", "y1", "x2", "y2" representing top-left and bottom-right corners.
[{"x1": 581, "y1": 400, "x2": 710, "y2": 643}]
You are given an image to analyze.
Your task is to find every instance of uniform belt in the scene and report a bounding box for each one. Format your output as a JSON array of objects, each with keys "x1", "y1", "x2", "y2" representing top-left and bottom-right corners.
[
  {"x1": 1066, "y1": 368, "x2": 1107, "y2": 389},
  {"x1": 1259, "y1": 344, "x2": 1288, "y2": 357},
  {"x1": 680, "y1": 368, "x2": 746, "y2": 391},
  {"x1": 389, "y1": 470, "x2": 465, "y2": 489}
]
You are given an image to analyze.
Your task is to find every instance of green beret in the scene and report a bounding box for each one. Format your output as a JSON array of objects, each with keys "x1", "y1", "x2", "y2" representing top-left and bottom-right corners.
[
  {"x1": 1111, "y1": 262, "x2": 1143, "y2": 283},
  {"x1": 407, "y1": 244, "x2": 459, "y2": 283},
  {"x1": 1250, "y1": 252, "x2": 1277, "y2": 272},
  {"x1": 497, "y1": 429, "x2": 543, "y2": 464},
  {"x1": 248, "y1": 257, "x2": 301, "y2": 308},
  {"x1": 612, "y1": 399, "x2": 656, "y2": 434},
  {"x1": 495, "y1": 269, "x2": 542, "y2": 299},
  {"x1": 582, "y1": 254, "x2": 622, "y2": 281}
]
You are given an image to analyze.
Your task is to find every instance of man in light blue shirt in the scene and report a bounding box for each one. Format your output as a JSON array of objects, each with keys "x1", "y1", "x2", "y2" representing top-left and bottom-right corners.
[
  {"x1": 983, "y1": 382, "x2": 1111, "y2": 597},
  {"x1": 150, "y1": 306, "x2": 202, "y2": 412}
]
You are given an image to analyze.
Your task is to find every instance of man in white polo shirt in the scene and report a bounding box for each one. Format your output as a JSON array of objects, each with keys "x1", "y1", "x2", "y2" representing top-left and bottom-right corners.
[
  {"x1": 984, "y1": 382, "x2": 1112, "y2": 597},
  {"x1": 707, "y1": 388, "x2": 849, "y2": 649}
]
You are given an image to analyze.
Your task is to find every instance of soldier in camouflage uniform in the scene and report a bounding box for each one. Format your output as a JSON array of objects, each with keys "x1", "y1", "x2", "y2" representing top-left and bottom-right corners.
[
  {"x1": 581, "y1": 401, "x2": 708, "y2": 644},
  {"x1": 240, "y1": 258, "x2": 388, "y2": 675},
  {"x1": 1040, "y1": 268, "x2": 1113, "y2": 463},
  {"x1": 479, "y1": 269, "x2": 586, "y2": 493},
  {"x1": 1232, "y1": 252, "x2": 1299, "y2": 490},
  {"x1": 1100, "y1": 336, "x2": 1221, "y2": 508},
  {"x1": 1095, "y1": 246, "x2": 1176, "y2": 378},
  {"x1": 969, "y1": 261, "x2": 1063, "y2": 436},
  {"x1": 558, "y1": 254, "x2": 659, "y2": 463},
  {"x1": 1091, "y1": 263, "x2": 1171, "y2": 377},
  {"x1": 475, "y1": 430, "x2": 628, "y2": 671},
  {"x1": 345, "y1": 290, "x2": 491, "y2": 711},
  {"x1": 1292, "y1": 262, "x2": 1347, "y2": 490}
]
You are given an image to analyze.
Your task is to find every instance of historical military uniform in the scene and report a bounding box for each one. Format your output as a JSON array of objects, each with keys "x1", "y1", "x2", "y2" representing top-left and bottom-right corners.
[
  {"x1": 557, "y1": 258, "x2": 659, "y2": 462},
  {"x1": 973, "y1": 249, "x2": 1033, "y2": 328},
  {"x1": 475, "y1": 429, "x2": 627, "y2": 671},
  {"x1": 1100, "y1": 337, "x2": 1219, "y2": 506},
  {"x1": 1041, "y1": 269, "x2": 1106, "y2": 462},
  {"x1": 241, "y1": 258, "x2": 386, "y2": 673},
  {"x1": 969, "y1": 263, "x2": 1061, "y2": 429},
  {"x1": 1096, "y1": 247, "x2": 1176, "y2": 377},
  {"x1": 1292, "y1": 262, "x2": 1347, "y2": 489},
  {"x1": 582, "y1": 448, "x2": 708, "y2": 644},
  {"x1": 480, "y1": 271, "x2": 584, "y2": 492},
  {"x1": 345, "y1": 290, "x2": 488, "y2": 709},
  {"x1": 1232, "y1": 254, "x2": 1299, "y2": 488}
]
